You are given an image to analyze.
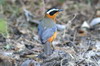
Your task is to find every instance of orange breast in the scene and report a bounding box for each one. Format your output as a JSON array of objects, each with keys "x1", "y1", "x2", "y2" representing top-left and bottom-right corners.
[{"x1": 48, "y1": 32, "x2": 57, "y2": 42}]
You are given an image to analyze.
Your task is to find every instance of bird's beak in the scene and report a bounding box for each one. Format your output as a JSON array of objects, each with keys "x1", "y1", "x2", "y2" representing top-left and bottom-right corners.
[{"x1": 58, "y1": 9, "x2": 63, "y2": 12}]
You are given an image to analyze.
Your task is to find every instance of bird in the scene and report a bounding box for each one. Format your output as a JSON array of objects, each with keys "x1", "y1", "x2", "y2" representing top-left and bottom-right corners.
[{"x1": 38, "y1": 8, "x2": 63, "y2": 56}]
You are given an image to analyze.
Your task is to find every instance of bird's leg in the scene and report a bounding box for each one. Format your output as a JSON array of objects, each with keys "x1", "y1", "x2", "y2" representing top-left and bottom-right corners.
[
  {"x1": 43, "y1": 42, "x2": 53, "y2": 55},
  {"x1": 51, "y1": 43, "x2": 55, "y2": 51}
]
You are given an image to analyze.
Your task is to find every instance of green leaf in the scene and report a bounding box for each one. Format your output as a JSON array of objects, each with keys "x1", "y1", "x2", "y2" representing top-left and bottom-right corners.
[
  {"x1": 0, "y1": 18, "x2": 9, "y2": 38},
  {"x1": 4, "y1": 44, "x2": 12, "y2": 50},
  {"x1": 87, "y1": 0, "x2": 93, "y2": 5},
  {"x1": 58, "y1": 0, "x2": 66, "y2": 3},
  {"x1": 0, "y1": 0, "x2": 5, "y2": 5}
]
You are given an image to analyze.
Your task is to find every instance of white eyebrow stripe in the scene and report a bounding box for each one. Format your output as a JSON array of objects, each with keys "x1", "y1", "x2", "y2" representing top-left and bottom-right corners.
[{"x1": 47, "y1": 9, "x2": 59, "y2": 14}]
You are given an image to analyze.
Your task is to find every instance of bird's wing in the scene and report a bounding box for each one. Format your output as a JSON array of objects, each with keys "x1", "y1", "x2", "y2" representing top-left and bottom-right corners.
[{"x1": 38, "y1": 24, "x2": 57, "y2": 44}]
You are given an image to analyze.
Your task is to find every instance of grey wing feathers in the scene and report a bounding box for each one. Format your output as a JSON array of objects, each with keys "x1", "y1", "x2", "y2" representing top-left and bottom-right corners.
[{"x1": 38, "y1": 24, "x2": 57, "y2": 44}]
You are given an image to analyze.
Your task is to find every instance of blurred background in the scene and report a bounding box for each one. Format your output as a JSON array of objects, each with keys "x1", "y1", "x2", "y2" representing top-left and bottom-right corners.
[{"x1": 0, "y1": 0, "x2": 100, "y2": 66}]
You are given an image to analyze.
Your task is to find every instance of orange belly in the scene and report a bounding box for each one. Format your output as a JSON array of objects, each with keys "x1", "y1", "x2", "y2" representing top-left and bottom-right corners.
[{"x1": 48, "y1": 32, "x2": 57, "y2": 42}]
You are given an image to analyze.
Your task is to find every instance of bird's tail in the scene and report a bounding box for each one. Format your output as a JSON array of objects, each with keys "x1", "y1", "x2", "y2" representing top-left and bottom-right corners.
[{"x1": 43, "y1": 42, "x2": 53, "y2": 55}]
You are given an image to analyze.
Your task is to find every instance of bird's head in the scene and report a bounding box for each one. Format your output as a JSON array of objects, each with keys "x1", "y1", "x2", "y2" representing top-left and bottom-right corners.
[{"x1": 45, "y1": 8, "x2": 63, "y2": 21}]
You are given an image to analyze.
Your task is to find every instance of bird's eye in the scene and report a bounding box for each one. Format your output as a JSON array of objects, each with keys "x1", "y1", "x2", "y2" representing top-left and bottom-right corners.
[{"x1": 49, "y1": 11, "x2": 58, "y2": 15}]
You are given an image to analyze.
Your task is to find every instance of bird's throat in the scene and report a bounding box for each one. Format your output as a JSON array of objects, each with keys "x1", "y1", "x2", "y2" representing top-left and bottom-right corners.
[{"x1": 46, "y1": 14, "x2": 56, "y2": 22}]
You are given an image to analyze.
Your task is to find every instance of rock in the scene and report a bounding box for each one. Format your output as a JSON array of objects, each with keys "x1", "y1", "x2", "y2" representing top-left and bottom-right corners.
[{"x1": 90, "y1": 17, "x2": 100, "y2": 26}]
